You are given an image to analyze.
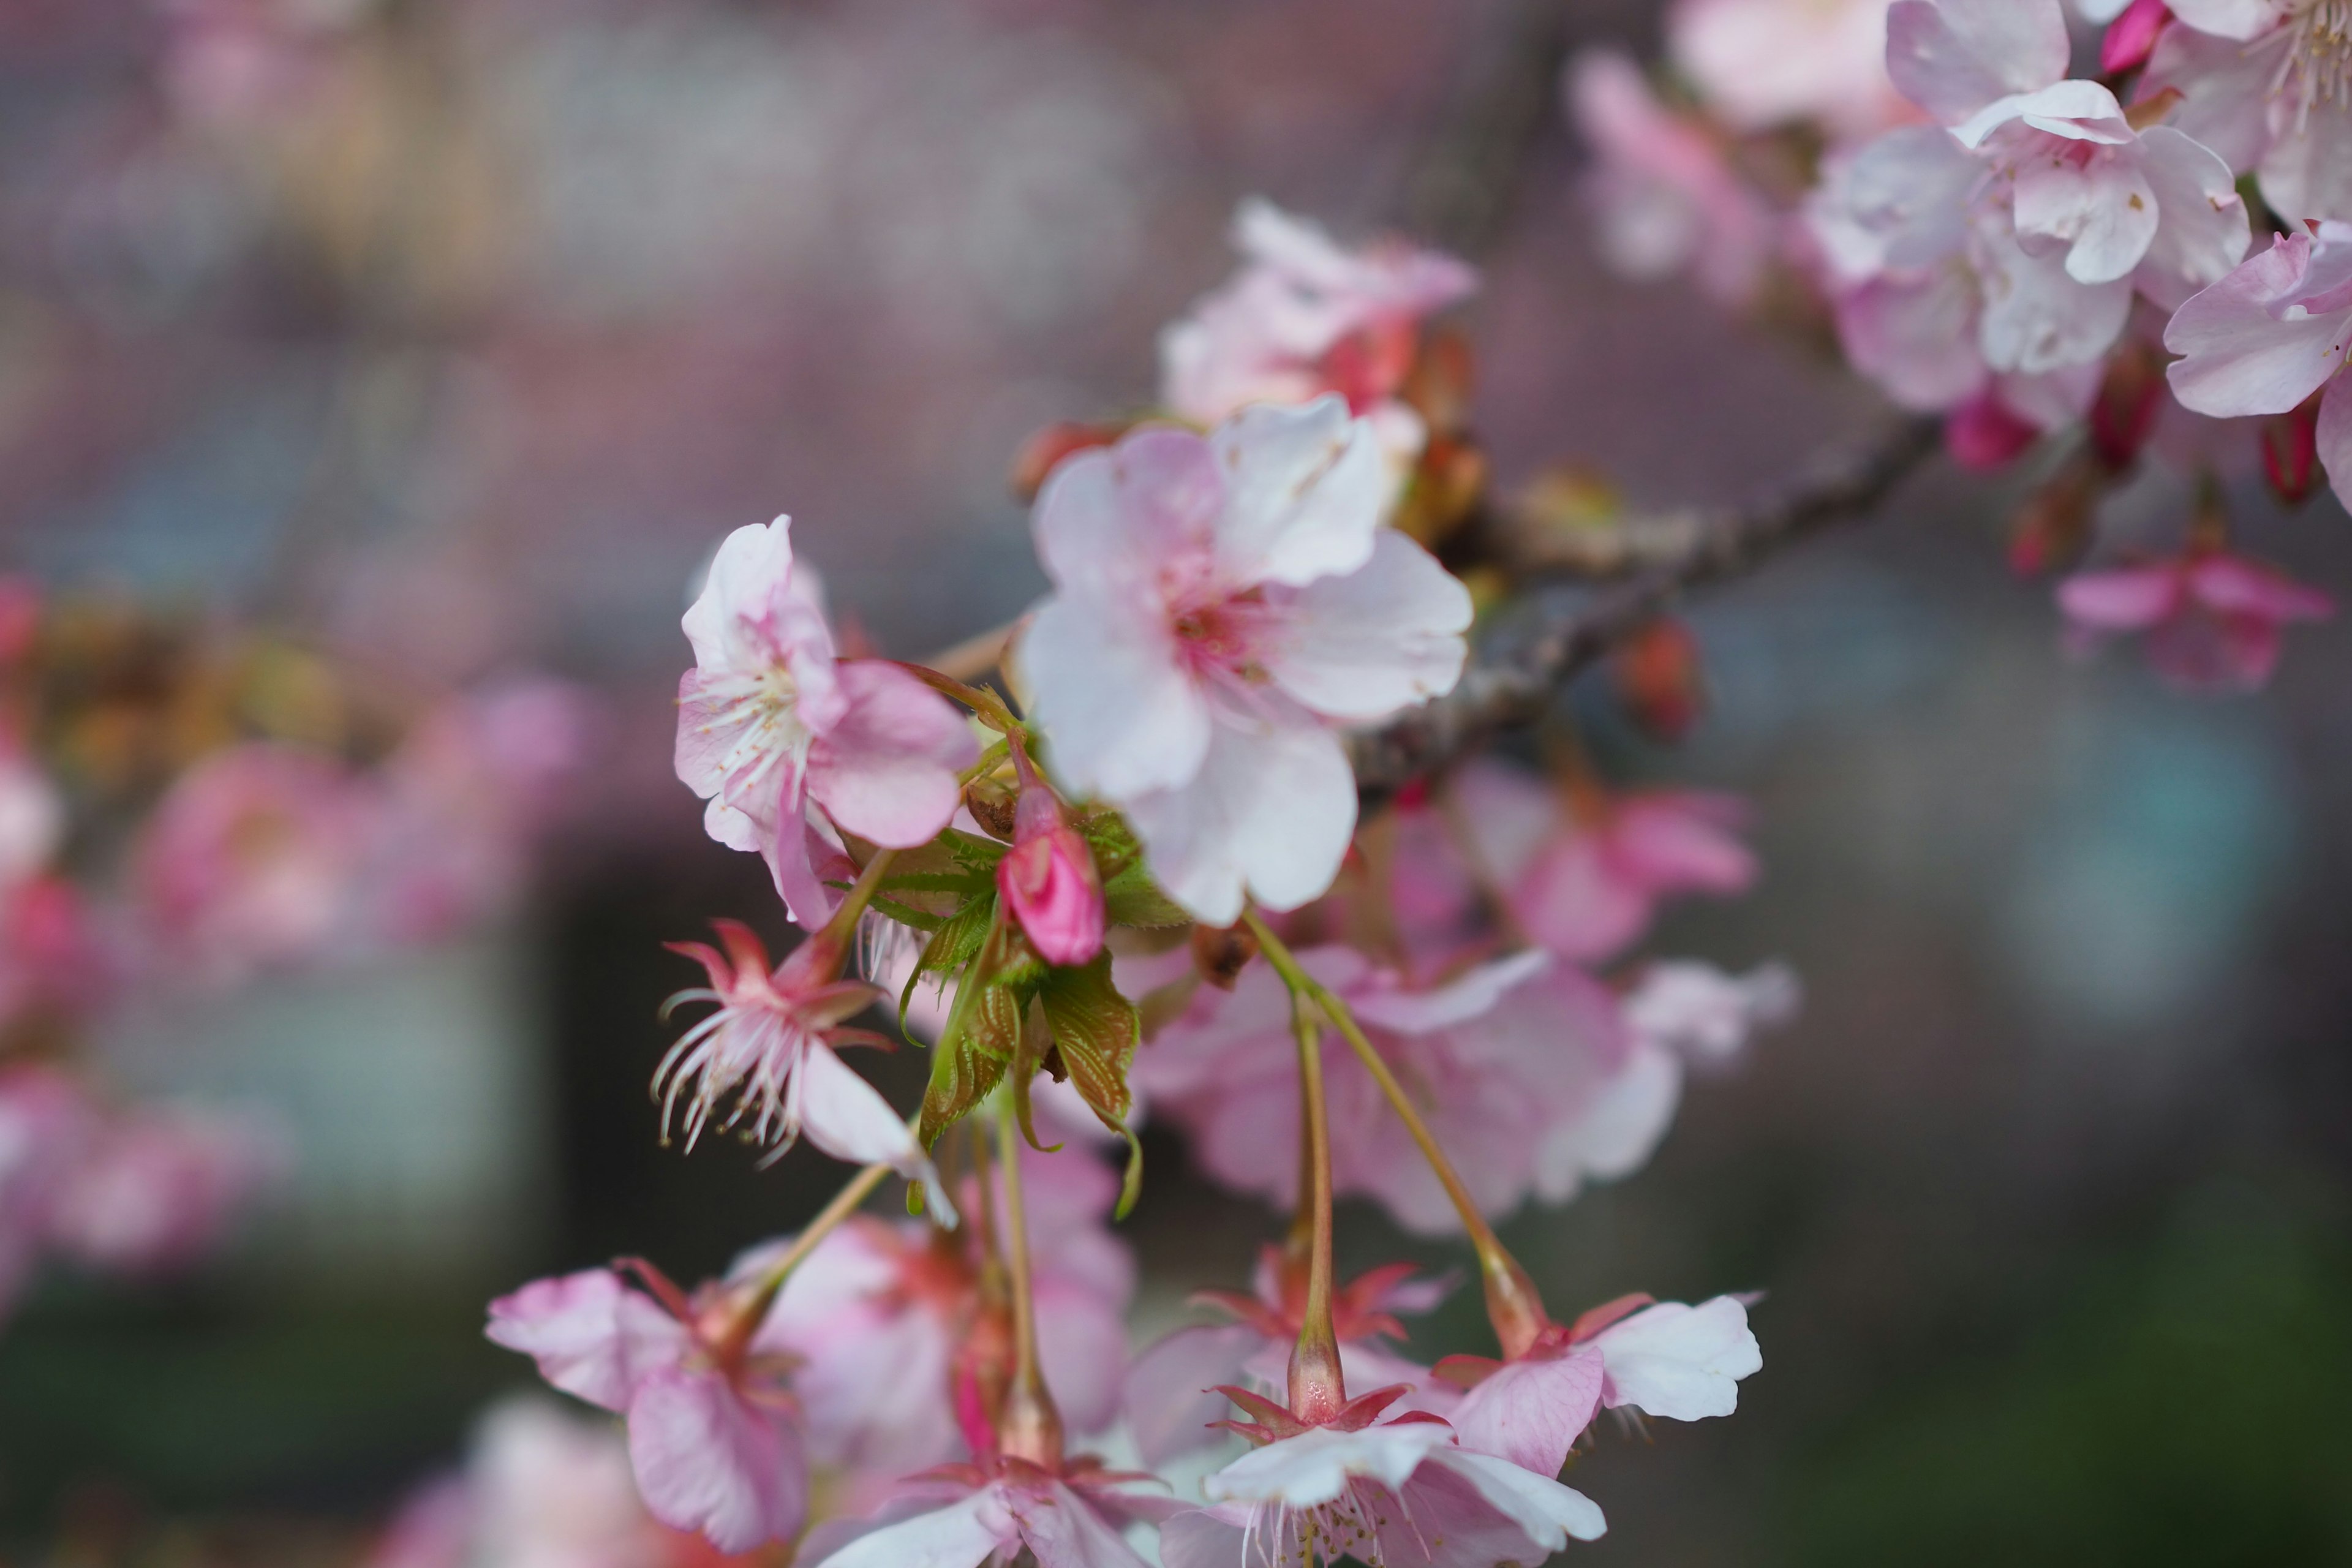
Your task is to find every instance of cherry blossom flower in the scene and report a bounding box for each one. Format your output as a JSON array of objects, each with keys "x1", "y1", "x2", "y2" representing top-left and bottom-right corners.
[
  {"x1": 1136, "y1": 944, "x2": 1645, "y2": 1234},
  {"x1": 1668, "y1": 0, "x2": 1913, "y2": 138},
  {"x1": 369, "y1": 1396, "x2": 721, "y2": 1568},
  {"x1": 804, "y1": 1457, "x2": 1174, "y2": 1568},
  {"x1": 1159, "y1": 200, "x2": 1477, "y2": 470},
  {"x1": 136, "y1": 743, "x2": 380, "y2": 981},
  {"x1": 2136, "y1": 0, "x2": 2352, "y2": 223},
  {"x1": 1568, "y1": 50, "x2": 1779, "y2": 307},
  {"x1": 1810, "y1": 0, "x2": 2248, "y2": 407},
  {"x1": 656, "y1": 920, "x2": 951, "y2": 1207},
  {"x1": 486, "y1": 1262, "x2": 809, "y2": 1553},
  {"x1": 676, "y1": 518, "x2": 977, "y2": 927},
  {"x1": 748, "y1": 1145, "x2": 1132, "y2": 1487},
  {"x1": 2163, "y1": 222, "x2": 2352, "y2": 508},
  {"x1": 1123, "y1": 1247, "x2": 1456, "y2": 1465},
  {"x1": 2058, "y1": 548, "x2": 2334, "y2": 689},
  {"x1": 1159, "y1": 1387, "x2": 1607, "y2": 1568},
  {"x1": 47, "y1": 1104, "x2": 280, "y2": 1277},
  {"x1": 1019, "y1": 398, "x2": 1471, "y2": 925}
]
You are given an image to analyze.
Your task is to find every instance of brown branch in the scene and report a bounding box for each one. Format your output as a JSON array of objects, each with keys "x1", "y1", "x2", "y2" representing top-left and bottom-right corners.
[{"x1": 1349, "y1": 415, "x2": 1942, "y2": 798}]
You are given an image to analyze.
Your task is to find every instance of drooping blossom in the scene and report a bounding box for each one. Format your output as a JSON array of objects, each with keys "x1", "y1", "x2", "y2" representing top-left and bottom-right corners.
[
  {"x1": 135, "y1": 742, "x2": 380, "y2": 981},
  {"x1": 46, "y1": 1103, "x2": 281, "y2": 1277},
  {"x1": 485, "y1": 1261, "x2": 809, "y2": 1552},
  {"x1": 1160, "y1": 1387, "x2": 1607, "y2": 1568},
  {"x1": 1123, "y1": 1246, "x2": 1456, "y2": 1465},
  {"x1": 676, "y1": 518, "x2": 977, "y2": 927},
  {"x1": 1137, "y1": 944, "x2": 1654, "y2": 1234},
  {"x1": 2058, "y1": 547, "x2": 2334, "y2": 689},
  {"x1": 2136, "y1": 0, "x2": 2352, "y2": 222},
  {"x1": 1567, "y1": 50, "x2": 1779, "y2": 307},
  {"x1": 1158, "y1": 200, "x2": 1477, "y2": 470},
  {"x1": 1668, "y1": 0, "x2": 1913, "y2": 138},
  {"x1": 749, "y1": 1145, "x2": 1133, "y2": 1491},
  {"x1": 1809, "y1": 0, "x2": 2248, "y2": 410},
  {"x1": 1019, "y1": 398, "x2": 1471, "y2": 925},
  {"x1": 804, "y1": 1457, "x2": 1174, "y2": 1568},
  {"x1": 369, "y1": 1396, "x2": 726, "y2": 1568},
  {"x1": 2163, "y1": 221, "x2": 2352, "y2": 509},
  {"x1": 656, "y1": 920, "x2": 952, "y2": 1207}
]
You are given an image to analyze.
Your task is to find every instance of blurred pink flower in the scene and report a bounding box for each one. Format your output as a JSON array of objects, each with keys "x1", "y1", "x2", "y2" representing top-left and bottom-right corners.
[
  {"x1": 2058, "y1": 548, "x2": 2334, "y2": 690},
  {"x1": 656, "y1": 920, "x2": 949, "y2": 1204},
  {"x1": 676, "y1": 518, "x2": 976, "y2": 928},
  {"x1": 1020, "y1": 398, "x2": 1470, "y2": 924},
  {"x1": 1567, "y1": 50, "x2": 1778, "y2": 307},
  {"x1": 0, "y1": 875, "x2": 102, "y2": 1029},
  {"x1": 1123, "y1": 1247, "x2": 1455, "y2": 1466},
  {"x1": 0, "y1": 1065, "x2": 92, "y2": 1318},
  {"x1": 486, "y1": 1262, "x2": 809, "y2": 1553},
  {"x1": 1159, "y1": 199, "x2": 1476, "y2": 469},
  {"x1": 47, "y1": 1103, "x2": 279, "y2": 1276},
  {"x1": 804, "y1": 1457, "x2": 1173, "y2": 1568},
  {"x1": 746, "y1": 1146, "x2": 1133, "y2": 1491},
  {"x1": 2136, "y1": 0, "x2": 2352, "y2": 222},
  {"x1": 136, "y1": 743, "x2": 379, "y2": 982},
  {"x1": 1622, "y1": 959, "x2": 1803, "y2": 1069},
  {"x1": 0, "y1": 747, "x2": 62, "y2": 891},
  {"x1": 1512, "y1": 790, "x2": 1758, "y2": 963},
  {"x1": 1163, "y1": 1388, "x2": 1606, "y2": 1567},
  {"x1": 2164, "y1": 222, "x2": 2352, "y2": 511},
  {"x1": 1668, "y1": 0, "x2": 1912, "y2": 138}
]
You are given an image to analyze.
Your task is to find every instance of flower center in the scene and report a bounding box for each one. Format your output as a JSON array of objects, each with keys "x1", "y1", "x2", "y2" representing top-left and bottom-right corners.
[{"x1": 703, "y1": 664, "x2": 813, "y2": 789}]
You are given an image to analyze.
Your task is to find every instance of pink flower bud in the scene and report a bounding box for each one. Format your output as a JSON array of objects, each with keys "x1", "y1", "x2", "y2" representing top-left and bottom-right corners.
[{"x1": 997, "y1": 788, "x2": 1104, "y2": 967}]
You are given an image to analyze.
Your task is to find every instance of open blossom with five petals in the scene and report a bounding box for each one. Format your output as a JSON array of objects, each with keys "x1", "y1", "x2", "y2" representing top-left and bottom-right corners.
[
  {"x1": 676, "y1": 518, "x2": 976, "y2": 927},
  {"x1": 2136, "y1": 0, "x2": 2352, "y2": 223},
  {"x1": 1569, "y1": 50, "x2": 1780, "y2": 307},
  {"x1": 2164, "y1": 221, "x2": 2352, "y2": 508},
  {"x1": 1123, "y1": 1247, "x2": 1457, "y2": 1466},
  {"x1": 2058, "y1": 546, "x2": 2334, "y2": 689},
  {"x1": 1159, "y1": 200, "x2": 1477, "y2": 470},
  {"x1": 806, "y1": 1456, "x2": 1176, "y2": 1568},
  {"x1": 1019, "y1": 398, "x2": 1471, "y2": 925},
  {"x1": 656, "y1": 919, "x2": 952, "y2": 1208},
  {"x1": 1810, "y1": 0, "x2": 2248, "y2": 409},
  {"x1": 1159, "y1": 1386, "x2": 1607, "y2": 1568},
  {"x1": 485, "y1": 1261, "x2": 809, "y2": 1553}
]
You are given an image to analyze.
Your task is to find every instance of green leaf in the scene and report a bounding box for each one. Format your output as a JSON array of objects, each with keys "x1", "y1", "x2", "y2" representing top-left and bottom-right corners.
[
  {"x1": 900, "y1": 893, "x2": 998, "y2": 1033},
  {"x1": 1072, "y1": 810, "x2": 1192, "y2": 929},
  {"x1": 1037, "y1": 951, "x2": 1141, "y2": 1134},
  {"x1": 917, "y1": 979, "x2": 1020, "y2": 1147}
]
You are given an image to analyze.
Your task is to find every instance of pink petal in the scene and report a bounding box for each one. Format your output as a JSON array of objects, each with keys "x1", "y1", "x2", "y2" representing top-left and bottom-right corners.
[
  {"x1": 484, "y1": 1270, "x2": 690, "y2": 1412},
  {"x1": 2187, "y1": 556, "x2": 2335, "y2": 621},
  {"x1": 809, "y1": 1488, "x2": 1008, "y2": 1568},
  {"x1": 1512, "y1": 835, "x2": 1654, "y2": 962},
  {"x1": 1610, "y1": 795, "x2": 1759, "y2": 896},
  {"x1": 795, "y1": 1044, "x2": 954, "y2": 1220},
  {"x1": 627, "y1": 1369, "x2": 806, "y2": 1553},
  {"x1": 1122, "y1": 1323, "x2": 1262, "y2": 1465},
  {"x1": 1449, "y1": 1345, "x2": 1606, "y2": 1479},
  {"x1": 2056, "y1": 565, "x2": 2183, "y2": 628},
  {"x1": 1006, "y1": 1478, "x2": 1155, "y2": 1568},
  {"x1": 1886, "y1": 0, "x2": 2068, "y2": 124},
  {"x1": 1417, "y1": 1449, "x2": 1610, "y2": 1550},
  {"x1": 1263, "y1": 530, "x2": 1471, "y2": 722},
  {"x1": 1019, "y1": 595, "x2": 1207, "y2": 803},
  {"x1": 1121, "y1": 717, "x2": 1357, "y2": 924},
  {"x1": 2012, "y1": 143, "x2": 2158, "y2": 285},
  {"x1": 2165, "y1": 232, "x2": 2350, "y2": 417},
  {"x1": 2162, "y1": 0, "x2": 2285, "y2": 38},
  {"x1": 805, "y1": 661, "x2": 977, "y2": 848}
]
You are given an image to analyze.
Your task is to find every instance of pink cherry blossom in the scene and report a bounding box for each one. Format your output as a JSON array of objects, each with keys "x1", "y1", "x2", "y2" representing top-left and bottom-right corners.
[
  {"x1": 2136, "y1": 0, "x2": 2352, "y2": 222},
  {"x1": 486, "y1": 1262, "x2": 809, "y2": 1553},
  {"x1": 1668, "y1": 0, "x2": 1913, "y2": 138},
  {"x1": 1161, "y1": 1388, "x2": 1607, "y2": 1568},
  {"x1": 136, "y1": 742, "x2": 380, "y2": 981},
  {"x1": 1158, "y1": 200, "x2": 1476, "y2": 470},
  {"x1": 0, "y1": 1065, "x2": 92, "y2": 1319},
  {"x1": 1137, "y1": 944, "x2": 1653, "y2": 1234},
  {"x1": 749, "y1": 1145, "x2": 1133, "y2": 1487},
  {"x1": 656, "y1": 920, "x2": 951, "y2": 1205},
  {"x1": 0, "y1": 747, "x2": 61, "y2": 891},
  {"x1": 1123, "y1": 1247, "x2": 1457, "y2": 1466},
  {"x1": 1019, "y1": 398, "x2": 1471, "y2": 925},
  {"x1": 676, "y1": 518, "x2": 977, "y2": 927},
  {"x1": 2058, "y1": 548, "x2": 2334, "y2": 690},
  {"x1": 2164, "y1": 222, "x2": 2352, "y2": 510},
  {"x1": 805, "y1": 1457, "x2": 1174, "y2": 1568},
  {"x1": 0, "y1": 875, "x2": 100, "y2": 1031},
  {"x1": 1567, "y1": 50, "x2": 1779, "y2": 307},
  {"x1": 47, "y1": 1103, "x2": 280, "y2": 1277},
  {"x1": 1623, "y1": 959, "x2": 1804, "y2": 1069},
  {"x1": 996, "y1": 761, "x2": 1104, "y2": 968}
]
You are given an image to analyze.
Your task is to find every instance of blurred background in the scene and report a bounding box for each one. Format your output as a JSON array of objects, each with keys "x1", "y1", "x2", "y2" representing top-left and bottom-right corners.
[{"x1": 3, "y1": 0, "x2": 2350, "y2": 1562}]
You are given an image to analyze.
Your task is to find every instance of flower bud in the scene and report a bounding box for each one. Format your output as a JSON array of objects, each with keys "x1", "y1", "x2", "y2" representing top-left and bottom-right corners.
[{"x1": 997, "y1": 786, "x2": 1104, "y2": 967}]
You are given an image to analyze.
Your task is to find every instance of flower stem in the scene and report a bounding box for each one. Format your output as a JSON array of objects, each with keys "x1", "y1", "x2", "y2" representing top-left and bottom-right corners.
[
  {"x1": 815, "y1": 846, "x2": 900, "y2": 958},
  {"x1": 1284, "y1": 984, "x2": 1347, "y2": 1422},
  {"x1": 993, "y1": 1100, "x2": 1065, "y2": 1468},
  {"x1": 728, "y1": 1158, "x2": 894, "y2": 1345},
  {"x1": 1242, "y1": 909, "x2": 1552, "y2": 1360}
]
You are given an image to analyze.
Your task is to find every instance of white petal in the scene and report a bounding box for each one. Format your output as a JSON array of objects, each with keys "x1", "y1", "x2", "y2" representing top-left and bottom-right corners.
[
  {"x1": 796, "y1": 1046, "x2": 959, "y2": 1227},
  {"x1": 2141, "y1": 24, "x2": 2280, "y2": 171},
  {"x1": 1593, "y1": 1296, "x2": 1763, "y2": 1421},
  {"x1": 1020, "y1": 594, "x2": 1209, "y2": 802},
  {"x1": 1534, "y1": 1038, "x2": 1684, "y2": 1202},
  {"x1": 1886, "y1": 0, "x2": 2069, "y2": 124},
  {"x1": 1200, "y1": 1422, "x2": 1447, "y2": 1509},
  {"x1": 1262, "y1": 531, "x2": 1471, "y2": 722},
  {"x1": 2257, "y1": 96, "x2": 2352, "y2": 227},
  {"x1": 1974, "y1": 220, "x2": 2133, "y2": 371},
  {"x1": 1953, "y1": 79, "x2": 2130, "y2": 147},
  {"x1": 1123, "y1": 718, "x2": 1356, "y2": 924},
  {"x1": 1427, "y1": 1447, "x2": 1610, "y2": 1548},
  {"x1": 2133, "y1": 125, "x2": 2251, "y2": 305},
  {"x1": 813, "y1": 1491, "x2": 1009, "y2": 1568},
  {"x1": 1206, "y1": 399, "x2": 1387, "y2": 587}
]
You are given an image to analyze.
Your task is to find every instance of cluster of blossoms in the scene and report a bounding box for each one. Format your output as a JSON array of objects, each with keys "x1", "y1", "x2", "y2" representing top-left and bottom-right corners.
[
  {"x1": 472, "y1": 206, "x2": 1798, "y2": 1567},
  {"x1": 1573, "y1": 0, "x2": 2343, "y2": 691},
  {"x1": 0, "y1": 581, "x2": 588, "y2": 1325}
]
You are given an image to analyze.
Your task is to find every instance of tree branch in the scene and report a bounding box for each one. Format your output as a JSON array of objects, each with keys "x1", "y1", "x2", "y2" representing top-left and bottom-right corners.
[{"x1": 1349, "y1": 415, "x2": 1942, "y2": 798}]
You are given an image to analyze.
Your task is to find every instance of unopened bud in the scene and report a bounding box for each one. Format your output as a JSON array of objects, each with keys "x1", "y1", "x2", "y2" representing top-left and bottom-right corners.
[
  {"x1": 2261, "y1": 394, "x2": 2323, "y2": 506},
  {"x1": 1945, "y1": 387, "x2": 2039, "y2": 472},
  {"x1": 2089, "y1": 336, "x2": 2166, "y2": 472},
  {"x1": 1611, "y1": 618, "x2": 1706, "y2": 743},
  {"x1": 997, "y1": 786, "x2": 1104, "y2": 967}
]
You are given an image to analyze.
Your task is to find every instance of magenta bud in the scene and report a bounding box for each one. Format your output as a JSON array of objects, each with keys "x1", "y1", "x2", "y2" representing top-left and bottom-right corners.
[{"x1": 998, "y1": 788, "x2": 1105, "y2": 967}]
